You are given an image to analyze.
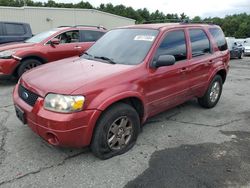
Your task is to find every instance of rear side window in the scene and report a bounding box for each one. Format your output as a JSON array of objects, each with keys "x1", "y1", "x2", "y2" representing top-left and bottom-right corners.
[
  {"x1": 5, "y1": 23, "x2": 26, "y2": 36},
  {"x1": 81, "y1": 30, "x2": 105, "y2": 42},
  {"x1": 154, "y1": 30, "x2": 187, "y2": 62},
  {"x1": 209, "y1": 28, "x2": 228, "y2": 51},
  {"x1": 189, "y1": 29, "x2": 211, "y2": 57}
]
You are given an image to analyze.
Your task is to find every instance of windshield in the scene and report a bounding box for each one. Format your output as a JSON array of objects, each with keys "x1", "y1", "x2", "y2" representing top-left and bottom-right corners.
[
  {"x1": 83, "y1": 29, "x2": 159, "y2": 65},
  {"x1": 25, "y1": 29, "x2": 59, "y2": 43}
]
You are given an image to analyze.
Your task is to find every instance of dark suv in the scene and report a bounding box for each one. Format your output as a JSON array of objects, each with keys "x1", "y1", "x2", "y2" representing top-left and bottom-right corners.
[
  {"x1": 0, "y1": 22, "x2": 32, "y2": 44},
  {"x1": 13, "y1": 23, "x2": 230, "y2": 159},
  {"x1": 0, "y1": 26, "x2": 106, "y2": 78}
]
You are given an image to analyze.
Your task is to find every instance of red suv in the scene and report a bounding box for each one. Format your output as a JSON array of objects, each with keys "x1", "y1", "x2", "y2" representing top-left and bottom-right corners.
[
  {"x1": 13, "y1": 23, "x2": 230, "y2": 159},
  {"x1": 0, "y1": 26, "x2": 106, "y2": 78}
]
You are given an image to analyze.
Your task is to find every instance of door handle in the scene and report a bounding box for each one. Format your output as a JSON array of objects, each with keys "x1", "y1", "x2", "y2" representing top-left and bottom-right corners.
[
  {"x1": 205, "y1": 60, "x2": 215, "y2": 66},
  {"x1": 74, "y1": 46, "x2": 82, "y2": 49},
  {"x1": 179, "y1": 67, "x2": 188, "y2": 73}
]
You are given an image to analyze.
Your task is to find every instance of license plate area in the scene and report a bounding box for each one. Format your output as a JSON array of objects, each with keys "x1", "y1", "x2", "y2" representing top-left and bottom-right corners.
[{"x1": 15, "y1": 105, "x2": 27, "y2": 124}]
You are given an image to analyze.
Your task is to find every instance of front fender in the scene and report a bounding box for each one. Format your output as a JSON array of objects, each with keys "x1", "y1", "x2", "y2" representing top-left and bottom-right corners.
[
  {"x1": 86, "y1": 85, "x2": 146, "y2": 112},
  {"x1": 15, "y1": 50, "x2": 48, "y2": 63}
]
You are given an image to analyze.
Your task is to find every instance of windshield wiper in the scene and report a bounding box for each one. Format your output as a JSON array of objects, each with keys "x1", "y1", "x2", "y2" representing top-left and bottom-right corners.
[
  {"x1": 94, "y1": 56, "x2": 116, "y2": 64},
  {"x1": 82, "y1": 52, "x2": 93, "y2": 57}
]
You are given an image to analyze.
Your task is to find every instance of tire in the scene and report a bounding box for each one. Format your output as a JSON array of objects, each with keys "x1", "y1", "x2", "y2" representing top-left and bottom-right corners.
[
  {"x1": 198, "y1": 75, "x2": 223, "y2": 108},
  {"x1": 17, "y1": 59, "x2": 42, "y2": 78},
  {"x1": 91, "y1": 103, "x2": 140, "y2": 160}
]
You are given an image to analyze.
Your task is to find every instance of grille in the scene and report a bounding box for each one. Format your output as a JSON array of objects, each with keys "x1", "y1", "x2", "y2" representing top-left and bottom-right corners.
[{"x1": 18, "y1": 85, "x2": 39, "y2": 107}]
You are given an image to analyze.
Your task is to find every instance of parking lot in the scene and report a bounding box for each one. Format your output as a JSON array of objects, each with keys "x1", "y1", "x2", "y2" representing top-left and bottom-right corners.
[{"x1": 0, "y1": 57, "x2": 250, "y2": 188}]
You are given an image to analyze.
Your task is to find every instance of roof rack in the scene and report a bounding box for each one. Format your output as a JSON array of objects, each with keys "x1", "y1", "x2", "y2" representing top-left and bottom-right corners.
[
  {"x1": 180, "y1": 20, "x2": 214, "y2": 25},
  {"x1": 57, "y1": 25, "x2": 107, "y2": 30},
  {"x1": 74, "y1": 25, "x2": 107, "y2": 30},
  {"x1": 143, "y1": 19, "x2": 214, "y2": 25},
  {"x1": 143, "y1": 19, "x2": 182, "y2": 24},
  {"x1": 57, "y1": 26, "x2": 72, "y2": 28}
]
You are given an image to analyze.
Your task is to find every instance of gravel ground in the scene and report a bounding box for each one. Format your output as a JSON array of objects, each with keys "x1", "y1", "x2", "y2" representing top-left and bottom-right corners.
[{"x1": 0, "y1": 57, "x2": 250, "y2": 188}]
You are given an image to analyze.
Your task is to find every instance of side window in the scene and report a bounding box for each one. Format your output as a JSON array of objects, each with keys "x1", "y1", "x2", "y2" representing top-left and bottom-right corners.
[
  {"x1": 189, "y1": 29, "x2": 211, "y2": 57},
  {"x1": 209, "y1": 28, "x2": 228, "y2": 51},
  {"x1": 55, "y1": 30, "x2": 79, "y2": 44},
  {"x1": 4, "y1": 23, "x2": 26, "y2": 36},
  {"x1": 81, "y1": 30, "x2": 105, "y2": 42},
  {"x1": 154, "y1": 30, "x2": 187, "y2": 62}
]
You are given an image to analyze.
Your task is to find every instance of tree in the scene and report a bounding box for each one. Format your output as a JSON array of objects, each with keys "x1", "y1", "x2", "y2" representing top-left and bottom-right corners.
[
  {"x1": 180, "y1": 12, "x2": 188, "y2": 20},
  {"x1": 192, "y1": 16, "x2": 202, "y2": 22},
  {"x1": 45, "y1": 0, "x2": 56, "y2": 7},
  {"x1": 75, "y1": 1, "x2": 93, "y2": 9},
  {"x1": 137, "y1": 8, "x2": 150, "y2": 22}
]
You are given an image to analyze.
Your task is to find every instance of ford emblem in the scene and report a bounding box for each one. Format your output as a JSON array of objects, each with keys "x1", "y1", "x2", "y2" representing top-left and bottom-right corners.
[{"x1": 22, "y1": 92, "x2": 29, "y2": 99}]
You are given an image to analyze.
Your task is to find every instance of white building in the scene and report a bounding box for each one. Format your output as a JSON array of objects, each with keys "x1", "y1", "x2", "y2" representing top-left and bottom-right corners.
[{"x1": 0, "y1": 6, "x2": 135, "y2": 34}]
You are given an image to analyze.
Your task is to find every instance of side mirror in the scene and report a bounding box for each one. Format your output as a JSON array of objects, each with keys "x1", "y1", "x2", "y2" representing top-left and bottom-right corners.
[
  {"x1": 153, "y1": 55, "x2": 176, "y2": 68},
  {"x1": 50, "y1": 38, "x2": 60, "y2": 45}
]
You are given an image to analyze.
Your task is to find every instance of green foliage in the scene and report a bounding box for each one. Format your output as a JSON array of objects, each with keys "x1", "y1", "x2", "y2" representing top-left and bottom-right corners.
[
  {"x1": 0, "y1": 0, "x2": 249, "y2": 38},
  {"x1": 192, "y1": 16, "x2": 202, "y2": 22},
  {"x1": 204, "y1": 13, "x2": 250, "y2": 38}
]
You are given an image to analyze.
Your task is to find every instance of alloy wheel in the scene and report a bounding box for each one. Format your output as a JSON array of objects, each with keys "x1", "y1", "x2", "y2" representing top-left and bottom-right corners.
[
  {"x1": 107, "y1": 116, "x2": 133, "y2": 150},
  {"x1": 210, "y1": 81, "x2": 221, "y2": 103}
]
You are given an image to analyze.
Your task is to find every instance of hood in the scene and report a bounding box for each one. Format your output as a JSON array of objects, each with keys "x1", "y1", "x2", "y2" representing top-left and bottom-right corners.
[
  {"x1": 0, "y1": 42, "x2": 36, "y2": 52},
  {"x1": 21, "y1": 57, "x2": 134, "y2": 97}
]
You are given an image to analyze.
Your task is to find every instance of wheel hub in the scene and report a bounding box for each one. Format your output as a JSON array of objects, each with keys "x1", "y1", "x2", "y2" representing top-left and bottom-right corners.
[
  {"x1": 107, "y1": 116, "x2": 133, "y2": 150},
  {"x1": 117, "y1": 128, "x2": 124, "y2": 137},
  {"x1": 210, "y1": 81, "x2": 220, "y2": 103}
]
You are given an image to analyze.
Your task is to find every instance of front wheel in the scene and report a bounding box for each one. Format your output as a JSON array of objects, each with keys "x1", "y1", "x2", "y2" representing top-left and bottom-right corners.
[
  {"x1": 17, "y1": 59, "x2": 42, "y2": 78},
  {"x1": 198, "y1": 75, "x2": 223, "y2": 108},
  {"x1": 91, "y1": 103, "x2": 140, "y2": 159}
]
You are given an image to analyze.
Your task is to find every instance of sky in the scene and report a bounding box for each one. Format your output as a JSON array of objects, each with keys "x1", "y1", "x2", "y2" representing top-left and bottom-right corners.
[{"x1": 36, "y1": 0, "x2": 250, "y2": 18}]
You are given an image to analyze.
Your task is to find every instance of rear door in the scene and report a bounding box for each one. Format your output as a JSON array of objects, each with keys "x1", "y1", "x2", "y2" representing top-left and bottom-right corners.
[
  {"x1": 186, "y1": 28, "x2": 214, "y2": 96},
  {"x1": 46, "y1": 30, "x2": 81, "y2": 62},
  {"x1": 78, "y1": 30, "x2": 105, "y2": 55},
  {"x1": 146, "y1": 29, "x2": 190, "y2": 116}
]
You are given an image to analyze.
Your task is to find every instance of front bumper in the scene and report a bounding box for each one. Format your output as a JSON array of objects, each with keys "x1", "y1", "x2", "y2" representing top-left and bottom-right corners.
[
  {"x1": 0, "y1": 58, "x2": 19, "y2": 76},
  {"x1": 13, "y1": 84, "x2": 102, "y2": 148}
]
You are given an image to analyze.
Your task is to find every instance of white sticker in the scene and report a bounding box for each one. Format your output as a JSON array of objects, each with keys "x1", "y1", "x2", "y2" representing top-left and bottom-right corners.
[{"x1": 134, "y1": 35, "x2": 155, "y2": 42}]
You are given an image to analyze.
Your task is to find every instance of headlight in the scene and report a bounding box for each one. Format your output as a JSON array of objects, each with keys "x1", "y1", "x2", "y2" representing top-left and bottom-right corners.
[
  {"x1": 0, "y1": 50, "x2": 15, "y2": 59},
  {"x1": 44, "y1": 94, "x2": 85, "y2": 113}
]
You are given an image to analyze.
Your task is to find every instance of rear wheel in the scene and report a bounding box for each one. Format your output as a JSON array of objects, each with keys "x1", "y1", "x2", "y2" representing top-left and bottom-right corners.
[
  {"x1": 17, "y1": 59, "x2": 42, "y2": 78},
  {"x1": 198, "y1": 75, "x2": 223, "y2": 108},
  {"x1": 91, "y1": 103, "x2": 140, "y2": 159}
]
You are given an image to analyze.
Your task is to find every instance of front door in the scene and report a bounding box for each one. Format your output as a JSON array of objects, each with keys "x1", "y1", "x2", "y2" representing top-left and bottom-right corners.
[
  {"x1": 145, "y1": 29, "x2": 190, "y2": 116},
  {"x1": 46, "y1": 30, "x2": 81, "y2": 62}
]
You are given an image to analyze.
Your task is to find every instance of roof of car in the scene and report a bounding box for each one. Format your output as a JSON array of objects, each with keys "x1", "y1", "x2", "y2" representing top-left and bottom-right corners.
[{"x1": 120, "y1": 23, "x2": 219, "y2": 30}]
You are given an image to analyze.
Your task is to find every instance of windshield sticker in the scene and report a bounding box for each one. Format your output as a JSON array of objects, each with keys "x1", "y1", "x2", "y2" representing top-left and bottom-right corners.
[{"x1": 134, "y1": 35, "x2": 155, "y2": 42}]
